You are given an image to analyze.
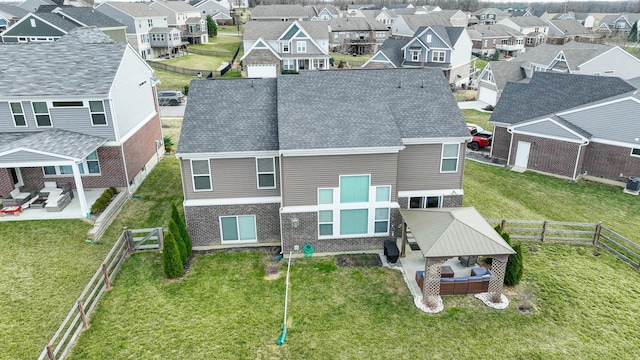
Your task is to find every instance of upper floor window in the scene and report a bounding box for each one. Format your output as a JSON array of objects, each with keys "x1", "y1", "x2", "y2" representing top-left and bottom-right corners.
[
  {"x1": 220, "y1": 215, "x2": 257, "y2": 243},
  {"x1": 281, "y1": 42, "x2": 289, "y2": 53},
  {"x1": 631, "y1": 148, "x2": 640, "y2": 157},
  {"x1": 148, "y1": 19, "x2": 153, "y2": 27},
  {"x1": 426, "y1": 34, "x2": 432, "y2": 43},
  {"x1": 432, "y1": 51, "x2": 445, "y2": 62},
  {"x1": 10, "y1": 102, "x2": 26, "y2": 127},
  {"x1": 256, "y1": 157, "x2": 275, "y2": 189},
  {"x1": 410, "y1": 50, "x2": 420, "y2": 62},
  {"x1": 441, "y1": 143, "x2": 459, "y2": 172},
  {"x1": 534, "y1": 27, "x2": 539, "y2": 33},
  {"x1": 191, "y1": 159, "x2": 212, "y2": 191},
  {"x1": 89, "y1": 101, "x2": 107, "y2": 126},
  {"x1": 340, "y1": 175, "x2": 370, "y2": 203},
  {"x1": 296, "y1": 41, "x2": 306, "y2": 53},
  {"x1": 32, "y1": 102, "x2": 51, "y2": 127},
  {"x1": 376, "y1": 31, "x2": 386, "y2": 40},
  {"x1": 283, "y1": 59, "x2": 295, "y2": 70}
]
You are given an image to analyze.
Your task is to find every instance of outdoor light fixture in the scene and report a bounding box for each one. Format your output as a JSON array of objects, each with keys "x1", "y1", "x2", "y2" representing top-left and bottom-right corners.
[{"x1": 291, "y1": 218, "x2": 299, "y2": 228}]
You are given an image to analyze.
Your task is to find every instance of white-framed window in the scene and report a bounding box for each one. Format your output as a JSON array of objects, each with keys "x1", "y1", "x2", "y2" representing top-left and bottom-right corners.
[
  {"x1": 318, "y1": 188, "x2": 333, "y2": 204},
  {"x1": 376, "y1": 31, "x2": 386, "y2": 39},
  {"x1": 32, "y1": 102, "x2": 51, "y2": 127},
  {"x1": 516, "y1": 38, "x2": 523, "y2": 44},
  {"x1": 313, "y1": 58, "x2": 325, "y2": 69},
  {"x1": 296, "y1": 41, "x2": 306, "y2": 53},
  {"x1": 89, "y1": 100, "x2": 107, "y2": 126},
  {"x1": 148, "y1": 19, "x2": 153, "y2": 27},
  {"x1": 333, "y1": 33, "x2": 339, "y2": 41},
  {"x1": 374, "y1": 208, "x2": 389, "y2": 233},
  {"x1": 441, "y1": 143, "x2": 459, "y2": 172},
  {"x1": 318, "y1": 210, "x2": 333, "y2": 236},
  {"x1": 410, "y1": 50, "x2": 420, "y2": 61},
  {"x1": 375, "y1": 185, "x2": 391, "y2": 202},
  {"x1": 526, "y1": 38, "x2": 533, "y2": 45},
  {"x1": 631, "y1": 148, "x2": 640, "y2": 157},
  {"x1": 534, "y1": 65, "x2": 546, "y2": 72},
  {"x1": 43, "y1": 151, "x2": 101, "y2": 176},
  {"x1": 10, "y1": 102, "x2": 26, "y2": 127},
  {"x1": 191, "y1": 159, "x2": 212, "y2": 191},
  {"x1": 432, "y1": 51, "x2": 445, "y2": 62},
  {"x1": 426, "y1": 34, "x2": 432, "y2": 42},
  {"x1": 483, "y1": 40, "x2": 488, "y2": 47},
  {"x1": 281, "y1": 42, "x2": 289, "y2": 53},
  {"x1": 220, "y1": 215, "x2": 257, "y2": 243},
  {"x1": 283, "y1": 59, "x2": 295, "y2": 70},
  {"x1": 30, "y1": 19, "x2": 36, "y2": 27},
  {"x1": 256, "y1": 157, "x2": 275, "y2": 189},
  {"x1": 534, "y1": 27, "x2": 539, "y2": 33},
  {"x1": 409, "y1": 196, "x2": 441, "y2": 208}
]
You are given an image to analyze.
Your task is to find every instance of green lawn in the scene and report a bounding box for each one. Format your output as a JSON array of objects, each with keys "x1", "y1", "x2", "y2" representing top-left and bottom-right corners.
[
  {"x1": 192, "y1": 33, "x2": 242, "y2": 53},
  {"x1": 154, "y1": 69, "x2": 196, "y2": 91},
  {"x1": 163, "y1": 53, "x2": 228, "y2": 71},
  {"x1": 461, "y1": 109, "x2": 492, "y2": 131}
]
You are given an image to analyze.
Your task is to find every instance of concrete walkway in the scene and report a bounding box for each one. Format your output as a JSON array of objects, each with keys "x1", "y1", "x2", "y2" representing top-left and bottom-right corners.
[{"x1": 458, "y1": 100, "x2": 491, "y2": 111}]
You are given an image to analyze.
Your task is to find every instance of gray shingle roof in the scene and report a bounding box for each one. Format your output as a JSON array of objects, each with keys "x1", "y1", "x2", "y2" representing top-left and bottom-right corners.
[
  {"x1": 514, "y1": 42, "x2": 612, "y2": 70},
  {"x1": 0, "y1": 4, "x2": 29, "y2": 18},
  {"x1": 399, "y1": 14, "x2": 452, "y2": 32},
  {"x1": 101, "y1": 2, "x2": 166, "y2": 18},
  {"x1": 251, "y1": 5, "x2": 308, "y2": 19},
  {"x1": 178, "y1": 68, "x2": 467, "y2": 154},
  {"x1": 154, "y1": 0, "x2": 199, "y2": 13},
  {"x1": 467, "y1": 24, "x2": 524, "y2": 39},
  {"x1": 52, "y1": 7, "x2": 125, "y2": 28},
  {"x1": 377, "y1": 38, "x2": 410, "y2": 67},
  {"x1": 0, "y1": 28, "x2": 125, "y2": 96},
  {"x1": 243, "y1": 20, "x2": 328, "y2": 41},
  {"x1": 0, "y1": 129, "x2": 107, "y2": 160},
  {"x1": 506, "y1": 16, "x2": 548, "y2": 27},
  {"x1": 329, "y1": 17, "x2": 388, "y2": 32},
  {"x1": 486, "y1": 60, "x2": 526, "y2": 90},
  {"x1": 490, "y1": 72, "x2": 637, "y2": 125},
  {"x1": 34, "y1": 12, "x2": 78, "y2": 32},
  {"x1": 547, "y1": 19, "x2": 591, "y2": 37}
]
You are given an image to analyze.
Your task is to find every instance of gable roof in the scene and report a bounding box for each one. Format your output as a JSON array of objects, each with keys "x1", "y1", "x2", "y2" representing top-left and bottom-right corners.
[
  {"x1": 600, "y1": 13, "x2": 640, "y2": 26},
  {"x1": 467, "y1": 24, "x2": 524, "y2": 39},
  {"x1": 100, "y1": 2, "x2": 166, "y2": 18},
  {"x1": 328, "y1": 17, "x2": 388, "y2": 32},
  {"x1": 0, "y1": 4, "x2": 29, "y2": 19},
  {"x1": 490, "y1": 72, "x2": 637, "y2": 125},
  {"x1": 0, "y1": 27, "x2": 127, "y2": 96},
  {"x1": 178, "y1": 68, "x2": 468, "y2": 155},
  {"x1": 514, "y1": 42, "x2": 613, "y2": 69},
  {"x1": 372, "y1": 38, "x2": 409, "y2": 67},
  {"x1": 546, "y1": 19, "x2": 592, "y2": 37},
  {"x1": 30, "y1": 12, "x2": 77, "y2": 32},
  {"x1": 153, "y1": 0, "x2": 199, "y2": 13},
  {"x1": 38, "y1": 6, "x2": 125, "y2": 28},
  {"x1": 397, "y1": 14, "x2": 452, "y2": 33},
  {"x1": 0, "y1": 129, "x2": 107, "y2": 162},
  {"x1": 251, "y1": 4, "x2": 308, "y2": 19},
  {"x1": 243, "y1": 20, "x2": 328, "y2": 41},
  {"x1": 504, "y1": 16, "x2": 548, "y2": 27},
  {"x1": 485, "y1": 60, "x2": 526, "y2": 89}
]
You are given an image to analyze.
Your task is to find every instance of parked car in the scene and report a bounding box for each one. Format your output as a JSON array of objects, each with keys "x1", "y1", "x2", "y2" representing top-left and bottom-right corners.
[
  {"x1": 467, "y1": 123, "x2": 492, "y2": 151},
  {"x1": 157, "y1": 91, "x2": 185, "y2": 106}
]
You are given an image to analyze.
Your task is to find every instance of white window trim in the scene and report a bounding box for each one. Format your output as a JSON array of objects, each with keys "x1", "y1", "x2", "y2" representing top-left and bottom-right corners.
[
  {"x1": 432, "y1": 50, "x2": 446, "y2": 63},
  {"x1": 374, "y1": 207, "x2": 390, "y2": 234},
  {"x1": 32, "y1": 101, "x2": 52, "y2": 128},
  {"x1": 440, "y1": 143, "x2": 460, "y2": 173},
  {"x1": 219, "y1": 215, "x2": 257, "y2": 243},
  {"x1": 256, "y1": 157, "x2": 276, "y2": 189},
  {"x1": 317, "y1": 187, "x2": 334, "y2": 205},
  {"x1": 281, "y1": 41, "x2": 290, "y2": 53},
  {"x1": 9, "y1": 102, "x2": 27, "y2": 128},
  {"x1": 410, "y1": 50, "x2": 420, "y2": 61},
  {"x1": 43, "y1": 152, "x2": 101, "y2": 176},
  {"x1": 89, "y1": 100, "x2": 108, "y2": 126},
  {"x1": 630, "y1": 148, "x2": 640, "y2": 158},
  {"x1": 191, "y1": 159, "x2": 212, "y2": 192},
  {"x1": 317, "y1": 210, "x2": 333, "y2": 237},
  {"x1": 296, "y1": 41, "x2": 306, "y2": 53}
]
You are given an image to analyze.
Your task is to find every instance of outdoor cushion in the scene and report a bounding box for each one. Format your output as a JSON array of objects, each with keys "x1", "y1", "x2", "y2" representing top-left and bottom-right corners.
[
  {"x1": 468, "y1": 276, "x2": 483, "y2": 281},
  {"x1": 471, "y1": 267, "x2": 488, "y2": 276},
  {"x1": 454, "y1": 278, "x2": 467, "y2": 282},
  {"x1": 43, "y1": 181, "x2": 57, "y2": 188},
  {"x1": 440, "y1": 278, "x2": 454, "y2": 282},
  {"x1": 9, "y1": 188, "x2": 30, "y2": 200}
]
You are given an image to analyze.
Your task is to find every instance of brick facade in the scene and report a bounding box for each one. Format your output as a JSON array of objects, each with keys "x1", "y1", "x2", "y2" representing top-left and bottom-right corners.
[
  {"x1": 122, "y1": 114, "x2": 163, "y2": 187},
  {"x1": 509, "y1": 134, "x2": 583, "y2": 178},
  {"x1": 242, "y1": 49, "x2": 281, "y2": 73},
  {"x1": 185, "y1": 203, "x2": 281, "y2": 247},
  {"x1": 491, "y1": 125, "x2": 511, "y2": 160},
  {"x1": 582, "y1": 142, "x2": 640, "y2": 182},
  {"x1": 0, "y1": 169, "x2": 13, "y2": 198}
]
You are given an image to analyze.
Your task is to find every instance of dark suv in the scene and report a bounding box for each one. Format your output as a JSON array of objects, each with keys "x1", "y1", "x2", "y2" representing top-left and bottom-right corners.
[{"x1": 157, "y1": 91, "x2": 185, "y2": 106}]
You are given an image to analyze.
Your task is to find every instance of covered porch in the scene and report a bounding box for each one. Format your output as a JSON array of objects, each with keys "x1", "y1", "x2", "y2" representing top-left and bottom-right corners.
[
  {"x1": 0, "y1": 189, "x2": 104, "y2": 221},
  {"x1": 397, "y1": 207, "x2": 515, "y2": 313}
]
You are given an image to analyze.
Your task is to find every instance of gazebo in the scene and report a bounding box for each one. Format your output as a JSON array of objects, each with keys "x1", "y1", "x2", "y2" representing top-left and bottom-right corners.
[{"x1": 398, "y1": 207, "x2": 516, "y2": 310}]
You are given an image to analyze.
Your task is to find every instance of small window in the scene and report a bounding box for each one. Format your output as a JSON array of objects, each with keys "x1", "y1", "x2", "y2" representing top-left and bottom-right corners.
[
  {"x1": 10, "y1": 102, "x2": 26, "y2": 127},
  {"x1": 32, "y1": 102, "x2": 51, "y2": 127},
  {"x1": 220, "y1": 215, "x2": 257, "y2": 242},
  {"x1": 148, "y1": 19, "x2": 153, "y2": 27},
  {"x1": 52, "y1": 101, "x2": 84, "y2": 107},
  {"x1": 282, "y1": 42, "x2": 289, "y2": 52},
  {"x1": 318, "y1": 210, "x2": 333, "y2": 236},
  {"x1": 191, "y1": 159, "x2": 212, "y2": 191},
  {"x1": 318, "y1": 188, "x2": 333, "y2": 204},
  {"x1": 89, "y1": 101, "x2": 107, "y2": 126},
  {"x1": 432, "y1": 51, "x2": 445, "y2": 62},
  {"x1": 410, "y1": 50, "x2": 420, "y2": 61},
  {"x1": 426, "y1": 34, "x2": 432, "y2": 42},
  {"x1": 375, "y1": 186, "x2": 391, "y2": 202},
  {"x1": 30, "y1": 18, "x2": 36, "y2": 27},
  {"x1": 441, "y1": 144, "x2": 459, "y2": 172},
  {"x1": 374, "y1": 208, "x2": 389, "y2": 233},
  {"x1": 256, "y1": 157, "x2": 275, "y2": 189},
  {"x1": 631, "y1": 148, "x2": 640, "y2": 157},
  {"x1": 297, "y1": 41, "x2": 306, "y2": 53}
]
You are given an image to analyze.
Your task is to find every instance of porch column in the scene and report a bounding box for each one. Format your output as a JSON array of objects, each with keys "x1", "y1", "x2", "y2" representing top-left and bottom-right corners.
[
  {"x1": 487, "y1": 255, "x2": 508, "y2": 302},
  {"x1": 400, "y1": 221, "x2": 407, "y2": 257},
  {"x1": 71, "y1": 162, "x2": 89, "y2": 218},
  {"x1": 422, "y1": 258, "x2": 444, "y2": 307}
]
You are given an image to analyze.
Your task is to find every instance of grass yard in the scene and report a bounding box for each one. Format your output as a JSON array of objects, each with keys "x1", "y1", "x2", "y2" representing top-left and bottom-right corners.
[
  {"x1": 154, "y1": 69, "x2": 196, "y2": 91},
  {"x1": 69, "y1": 244, "x2": 640, "y2": 359},
  {"x1": 163, "y1": 53, "x2": 228, "y2": 71},
  {"x1": 192, "y1": 33, "x2": 242, "y2": 53},
  {"x1": 461, "y1": 109, "x2": 492, "y2": 130}
]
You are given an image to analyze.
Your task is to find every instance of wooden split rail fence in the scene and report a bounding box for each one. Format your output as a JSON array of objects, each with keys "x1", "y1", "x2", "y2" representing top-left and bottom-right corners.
[
  {"x1": 38, "y1": 227, "x2": 164, "y2": 360},
  {"x1": 487, "y1": 219, "x2": 640, "y2": 270}
]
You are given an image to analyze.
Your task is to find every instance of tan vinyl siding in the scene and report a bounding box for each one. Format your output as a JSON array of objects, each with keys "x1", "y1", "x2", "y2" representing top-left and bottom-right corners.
[
  {"x1": 182, "y1": 157, "x2": 280, "y2": 200},
  {"x1": 397, "y1": 143, "x2": 464, "y2": 191},
  {"x1": 282, "y1": 153, "x2": 398, "y2": 207}
]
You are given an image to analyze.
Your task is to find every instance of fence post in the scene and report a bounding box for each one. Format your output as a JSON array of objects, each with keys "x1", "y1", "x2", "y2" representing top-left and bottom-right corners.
[
  {"x1": 157, "y1": 227, "x2": 164, "y2": 250},
  {"x1": 500, "y1": 219, "x2": 506, "y2": 232},
  {"x1": 123, "y1": 227, "x2": 132, "y2": 253},
  {"x1": 593, "y1": 221, "x2": 602, "y2": 246},
  {"x1": 46, "y1": 344, "x2": 55, "y2": 360},
  {"x1": 77, "y1": 300, "x2": 88, "y2": 329},
  {"x1": 541, "y1": 220, "x2": 548, "y2": 242},
  {"x1": 102, "y1": 263, "x2": 111, "y2": 289}
]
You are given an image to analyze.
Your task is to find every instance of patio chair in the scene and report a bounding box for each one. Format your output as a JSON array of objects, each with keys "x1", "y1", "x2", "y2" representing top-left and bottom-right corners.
[
  {"x1": 459, "y1": 256, "x2": 478, "y2": 267},
  {"x1": 2, "y1": 187, "x2": 34, "y2": 206}
]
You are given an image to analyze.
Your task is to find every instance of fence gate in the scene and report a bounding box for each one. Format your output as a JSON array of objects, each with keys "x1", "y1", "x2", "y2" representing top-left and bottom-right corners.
[{"x1": 126, "y1": 227, "x2": 164, "y2": 251}]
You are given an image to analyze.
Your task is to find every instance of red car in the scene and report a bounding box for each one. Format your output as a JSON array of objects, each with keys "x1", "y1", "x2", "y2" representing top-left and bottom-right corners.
[{"x1": 467, "y1": 124, "x2": 492, "y2": 151}]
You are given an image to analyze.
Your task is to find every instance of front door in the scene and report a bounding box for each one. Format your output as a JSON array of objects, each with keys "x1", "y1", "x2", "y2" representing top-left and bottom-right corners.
[
  {"x1": 514, "y1": 141, "x2": 531, "y2": 168},
  {"x1": 9, "y1": 168, "x2": 23, "y2": 188}
]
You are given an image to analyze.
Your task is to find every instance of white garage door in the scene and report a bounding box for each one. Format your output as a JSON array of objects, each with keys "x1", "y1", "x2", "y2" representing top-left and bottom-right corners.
[
  {"x1": 478, "y1": 86, "x2": 497, "y2": 106},
  {"x1": 246, "y1": 65, "x2": 277, "y2": 78}
]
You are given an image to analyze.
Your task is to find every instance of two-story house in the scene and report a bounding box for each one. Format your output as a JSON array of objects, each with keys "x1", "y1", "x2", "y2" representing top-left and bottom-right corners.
[
  {"x1": 545, "y1": 19, "x2": 597, "y2": 45},
  {"x1": 150, "y1": 0, "x2": 207, "y2": 44},
  {"x1": 328, "y1": 17, "x2": 389, "y2": 55},
  {"x1": 470, "y1": 8, "x2": 509, "y2": 26},
  {"x1": 306, "y1": 5, "x2": 339, "y2": 21},
  {"x1": 362, "y1": 26, "x2": 473, "y2": 88},
  {"x1": 250, "y1": 5, "x2": 309, "y2": 22},
  {"x1": 96, "y1": 2, "x2": 178, "y2": 60},
  {"x1": 0, "y1": 4, "x2": 28, "y2": 32},
  {"x1": 1, "y1": 6, "x2": 127, "y2": 43},
  {"x1": 176, "y1": 68, "x2": 470, "y2": 252},
  {"x1": 391, "y1": 13, "x2": 466, "y2": 37},
  {"x1": 596, "y1": 14, "x2": 640, "y2": 38},
  {"x1": 191, "y1": 0, "x2": 232, "y2": 25},
  {"x1": 498, "y1": 16, "x2": 548, "y2": 47},
  {"x1": 241, "y1": 20, "x2": 329, "y2": 77},
  {"x1": 467, "y1": 24, "x2": 525, "y2": 58},
  {"x1": 361, "y1": 8, "x2": 397, "y2": 29},
  {"x1": 0, "y1": 28, "x2": 163, "y2": 219}
]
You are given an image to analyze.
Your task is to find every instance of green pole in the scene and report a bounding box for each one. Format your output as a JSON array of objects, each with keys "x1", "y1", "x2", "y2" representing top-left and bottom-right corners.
[{"x1": 276, "y1": 251, "x2": 292, "y2": 345}]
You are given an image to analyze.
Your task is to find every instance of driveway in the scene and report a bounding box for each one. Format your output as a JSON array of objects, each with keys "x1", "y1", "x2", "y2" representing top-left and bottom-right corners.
[{"x1": 160, "y1": 103, "x2": 186, "y2": 117}]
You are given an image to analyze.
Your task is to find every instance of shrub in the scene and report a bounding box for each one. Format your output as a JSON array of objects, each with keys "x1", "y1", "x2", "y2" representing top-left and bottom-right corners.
[
  {"x1": 164, "y1": 136, "x2": 174, "y2": 153},
  {"x1": 505, "y1": 243, "x2": 524, "y2": 286},
  {"x1": 329, "y1": 57, "x2": 335, "y2": 66},
  {"x1": 162, "y1": 232, "x2": 183, "y2": 278},
  {"x1": 90, "y1": 187, "x2": 119, "y2": 214},
  {"x1": 183, "y1": 84, "x2": 189, "y2": 96},
  {"x1": 172, "y1": 203, "x2": 192, "y2": 255},
  {"x1": 338, "y1": 60, "x2": 344, "y2": 69},
  {"x1": 169, "y1": 219, "x2": 187, "y2": 265}
]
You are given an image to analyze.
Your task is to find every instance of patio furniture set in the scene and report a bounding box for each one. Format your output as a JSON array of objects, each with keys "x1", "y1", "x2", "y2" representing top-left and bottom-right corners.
[
  {"x1": 415, "y1": 259, "x2": 493, "y2": 296},
  {"x1": 1, "y1": 182, "x2": 73, "y2": 215}
]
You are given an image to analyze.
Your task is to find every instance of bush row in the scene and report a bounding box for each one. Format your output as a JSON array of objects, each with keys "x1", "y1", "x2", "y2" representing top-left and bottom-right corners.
[
  {"x1": 163, "y1": 203, "x2": 193, "y2": 278},
  {"x1": 90, "y1": 187, "x2": 119, "y2": 214}
]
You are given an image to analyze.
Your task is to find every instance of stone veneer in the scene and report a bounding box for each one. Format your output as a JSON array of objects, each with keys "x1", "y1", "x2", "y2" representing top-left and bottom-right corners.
[{"x1": 185, "y1": 203, "x2": 281, "y2": 247}]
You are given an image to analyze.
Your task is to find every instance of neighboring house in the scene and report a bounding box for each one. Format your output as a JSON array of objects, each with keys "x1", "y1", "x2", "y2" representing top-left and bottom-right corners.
[
  {"x1": 596, "y1": 14, "x2": 640, "y2": 38},
  {"x1": 150, "y1": 0, "x2": 207, "y2": 44},
  {"x1": 512, "y1": 10, "x2": 549, "y2": 20},
  {"x1": 241, "y1": 20, "x2": 329, "y2": 77},
  {"x1": 498, "y1": 16, "x2": 549, "y2": 47},
  {"x1": 328, "y1": 17, "x2": 389, "y2": 55},
  {"x1": 17, "y1": 0, "x2": 54, "y2": 13},
  {"x1": 476, "y1": 42, "x2": 640, "y2": 106},
  {"x1": 552, "y1": 12, "x2": 595, "y2": 29},
  {"x1": 470, "y1": 8, "x2": 509, "y2": 26},
  {"x1": 250, "y1": 5, "x2": 309, "y2": 22},
  {"x1": 176, "y1": 68, "x2": 470, "y2": 252},
  {"x1": 228, "y1": 0, "x2": 247, "y2": 9},
  {"x1": 1, "y1": 6, "x2": 127, "y2": 43},
  {"x1": 489, "y1": 72, "x2": 640, "y2": 184},
  {"x1": 391, "y1": 11, "x2": 466, "y2": 37},
  {"x1": 467, "y1": 24, "x2": 525, "y2": 57},
  {"x1": 0, "y1": 4, "x2": 28, "y2": 32},
  {"x1": 361, "y1": 8, "x2": 396, "y2": 28},
  {"x1": 96, "y1": 2, "x2": 176, "y2": 60},
  {"x1": 0, "y1": 28, "x2": 163, "y2": 218},
  {"x1": 306, "y1": 5, "x2": 339, "y2": 21},
  {"x1": 545, "y1": 19, "x2": 597, "y2": 45},
  {"x1": 192, "y1": 0, "x2": 230, "y2": 20},
  {"x1": 362, "y1": 25, "x2": 473, "y2": 88}
]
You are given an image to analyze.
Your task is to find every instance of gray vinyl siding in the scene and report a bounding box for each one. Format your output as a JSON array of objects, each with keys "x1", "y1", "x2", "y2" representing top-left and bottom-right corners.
[
  {"x1": 418, "y1": 29, "x2": 449, "y2": 49},
  {"x1": 281, "y1": 153, "x2": 398, "y2": 207},
  {"x1": 50, "y1": 107, "x2": 116, "y2": 141},
  {"x1": 397, "y1": 143, "x2": 464, "y2": 191},
  {"x1": 0, "y1": 150, "x2": 66, "y2": 163},
  {"x1": 291, "y1": 38, "x2": 326, "y2": 55},
  {"x1": 182, "y1": 157, "x2": 280, "y2": 200},
  {"x1": 0, "y1": 102, "x2": 14, "y2": 128},
  {"x1": 96, "y1": 5, "x2": 135, "y2": 33}
]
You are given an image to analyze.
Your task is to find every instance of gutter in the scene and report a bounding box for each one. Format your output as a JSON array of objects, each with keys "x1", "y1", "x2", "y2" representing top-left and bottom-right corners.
[
  {"x1": 571, "y1": 140, "x2": 589, "y2": 183},
  {"x1": 506, "y1": 127, "x2": 514, "y2": 166}
]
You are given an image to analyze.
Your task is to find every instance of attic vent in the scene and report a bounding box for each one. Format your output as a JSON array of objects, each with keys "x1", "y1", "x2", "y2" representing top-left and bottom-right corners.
[
  {"x1": 398, "y1": 80, "x2": 402, "y2": 88},
  {"x1": 421, "y1": 81, "x2": 424, "y2": 88},
  {"x1": 251, "y1": 79, "x2": 254, "y2": 87}
]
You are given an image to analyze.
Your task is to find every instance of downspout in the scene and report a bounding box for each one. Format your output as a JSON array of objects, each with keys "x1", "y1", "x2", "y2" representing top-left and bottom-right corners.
[
  {"x1": 571, "y1": 140, "x2": 589, "y2": 183},
  {"x1": 278, "y1": 153, "x2": 284, "y2": 252},
  {"x1": 506, "y1": 127, "x2": 514, "y2": 166}
]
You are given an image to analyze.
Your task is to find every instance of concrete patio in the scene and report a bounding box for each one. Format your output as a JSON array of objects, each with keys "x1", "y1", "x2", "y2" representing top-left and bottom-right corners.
[{"x1": 0, "y1": 189, "x2": 104, "y2": 222}]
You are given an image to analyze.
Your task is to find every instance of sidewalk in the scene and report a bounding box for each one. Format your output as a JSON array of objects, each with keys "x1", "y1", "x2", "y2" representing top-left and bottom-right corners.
[{"x1": 458, "y1": 100, "x2": 491, "y2": 111}]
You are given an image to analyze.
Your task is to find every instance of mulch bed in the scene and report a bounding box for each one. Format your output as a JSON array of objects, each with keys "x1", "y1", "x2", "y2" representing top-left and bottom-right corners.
[{"x1": 335, "y1": 254, "x2": 382, "y2": 268}]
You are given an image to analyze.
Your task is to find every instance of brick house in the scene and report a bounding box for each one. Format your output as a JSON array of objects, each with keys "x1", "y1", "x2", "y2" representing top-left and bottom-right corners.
[
  {"x1": 489, "y1": 72, "x2": 640, "y2": 184},
  {"x1": 467, "y1": 24, "x2": 525, "y2": 57},
  {"x1": 177, "y1": 68, "x2": 470, "y2": 253},
  {"x1": 0, "y1": 28, "x2": 164, "y2": 218}
]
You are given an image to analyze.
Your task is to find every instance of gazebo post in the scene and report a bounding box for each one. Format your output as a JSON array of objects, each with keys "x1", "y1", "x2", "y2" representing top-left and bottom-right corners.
[
  {"x1": 400, "y1": 222, "x2": 407, "y2": 257},
  {"x1": 487, "y1": 255, "x2": 508, "y2": 303},
  {"x1": 422, "y1": 258, "x2": 443, "y2": 308}
]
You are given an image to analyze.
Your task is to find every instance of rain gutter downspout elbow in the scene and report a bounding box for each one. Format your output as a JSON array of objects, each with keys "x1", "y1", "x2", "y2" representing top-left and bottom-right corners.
[{"x1": 572, "y1": 140, "x2": 589, "y2": 183}]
